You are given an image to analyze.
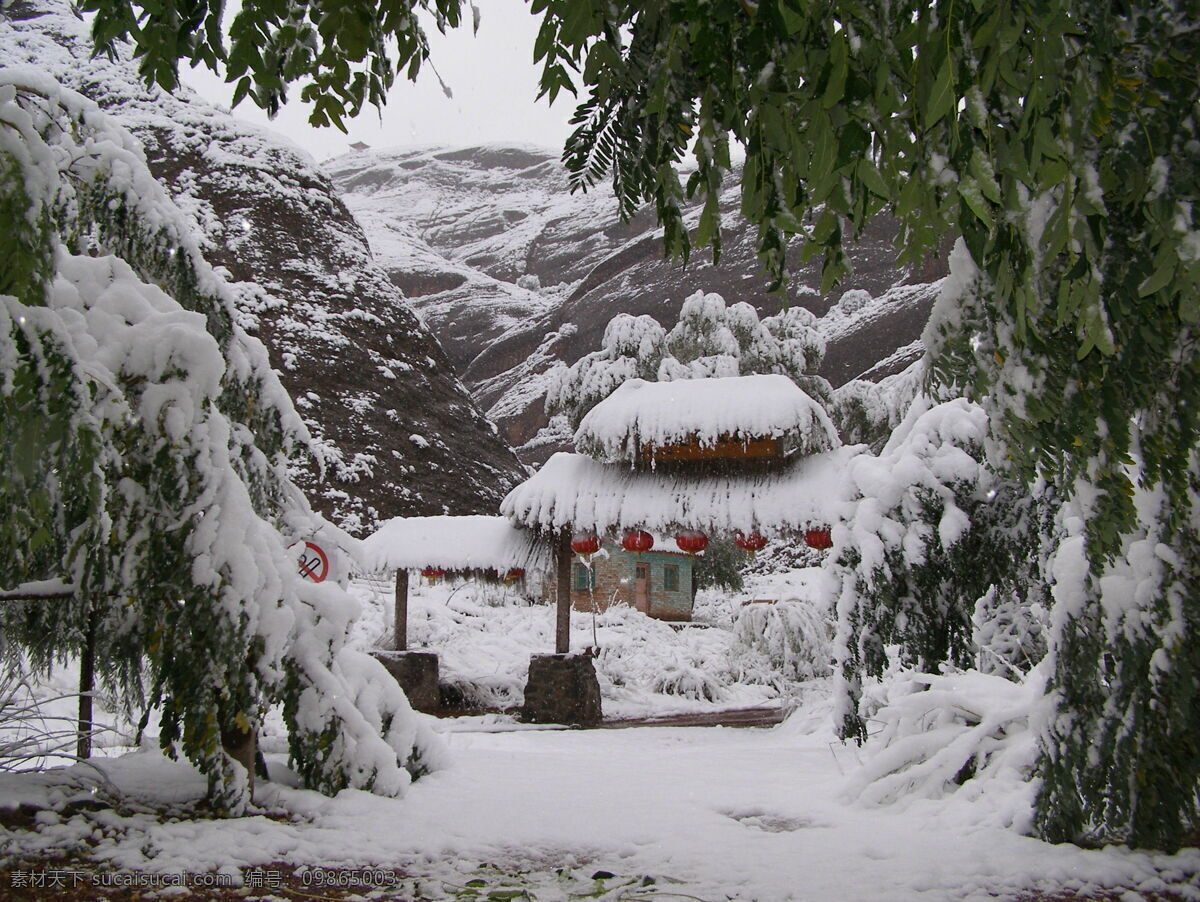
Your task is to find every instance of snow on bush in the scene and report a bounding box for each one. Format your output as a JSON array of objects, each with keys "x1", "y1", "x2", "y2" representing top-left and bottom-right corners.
[
  {"x1": 828, "y1": 395, "x2": 1052, "y2": 742},
  {"x1": 835, "y1": 289, "x2": 872, "y2": 316},
  {"x1": 828, "y1": 358, "x2": 925, "y2": 452},
  {"x1": 733, "y1": 601, "x2": 832, "y2": 681},
  {"x1": 844, "y1": 664, "x2": 1045, "y2": 827},
  {"x1": 971, "y1": 586, "x2": 1048, "y2": 679},
  {"x1": 353, "y1": 580, "x2": 806, "y2": 716},
  {"x1": 546, "y1": 290, "x2": 829, "y2": 428}
]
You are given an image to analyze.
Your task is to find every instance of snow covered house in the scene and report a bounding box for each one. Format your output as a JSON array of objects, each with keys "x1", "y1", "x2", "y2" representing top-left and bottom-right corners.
[{"x1": 504, "y1": 375, "x2": 843, "y2": 636}]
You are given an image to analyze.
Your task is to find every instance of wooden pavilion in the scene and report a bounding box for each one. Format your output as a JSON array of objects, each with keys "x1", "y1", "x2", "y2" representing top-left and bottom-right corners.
[{"x1": 499, "y1": 374, "x2": 848, "y2": 723}]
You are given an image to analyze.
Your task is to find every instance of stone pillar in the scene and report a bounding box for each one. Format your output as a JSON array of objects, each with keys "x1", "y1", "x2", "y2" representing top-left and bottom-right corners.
[
  {"x1": 372, "y1": 650, "x2": 440, "y2": 713},
  {"x1": 521, "y1": 653, "x2": 602, "y2": 726}
]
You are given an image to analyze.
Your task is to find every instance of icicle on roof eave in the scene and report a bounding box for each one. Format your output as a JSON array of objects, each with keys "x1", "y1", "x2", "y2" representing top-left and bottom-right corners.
[{"x1": 499, "y1": 449, "x2": 855, "y2": 538}]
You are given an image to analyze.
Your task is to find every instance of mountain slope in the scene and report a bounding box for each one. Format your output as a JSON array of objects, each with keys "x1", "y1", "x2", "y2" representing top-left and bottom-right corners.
[
  {"x1": 1, "y1": 1, "x2": 527, "y2": 532},
  {"x1": 329, "y1": 146, "x2": 948, "y2": 461}
]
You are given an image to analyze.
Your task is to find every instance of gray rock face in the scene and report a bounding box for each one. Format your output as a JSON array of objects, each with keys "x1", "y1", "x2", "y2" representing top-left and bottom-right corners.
[
  {"x1": 2, "y1": 2, "x2": 527, "y2": 532},
  {"x1": 329, "y1": 147, "x2": 950, "y2": 464}
]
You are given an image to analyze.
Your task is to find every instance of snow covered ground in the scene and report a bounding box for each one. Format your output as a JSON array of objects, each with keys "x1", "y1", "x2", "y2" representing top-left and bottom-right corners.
[
  {"x1": 3, "y1": 694, "x2": 1198, "y2": 900},
  {"x1": 346, "y1": 575, "x2": 824, "y2": 719},
  {"x1": 2, "y1": 578, "x2": 1198, "y2": 900}
]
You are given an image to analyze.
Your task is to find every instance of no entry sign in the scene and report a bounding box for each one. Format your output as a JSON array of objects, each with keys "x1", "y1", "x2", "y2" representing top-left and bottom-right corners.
[{"x1": 292, "y1": 541, "x2": 330, "y2": 583}]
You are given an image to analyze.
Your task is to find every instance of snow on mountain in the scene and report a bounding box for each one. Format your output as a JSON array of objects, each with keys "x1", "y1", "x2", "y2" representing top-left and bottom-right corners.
[
  {"x1": 330, "y1": 144, "x2": 950, "y2": 464},
  {"x1": 0, "y1": 1, "x2": 526, "y2": 533}
]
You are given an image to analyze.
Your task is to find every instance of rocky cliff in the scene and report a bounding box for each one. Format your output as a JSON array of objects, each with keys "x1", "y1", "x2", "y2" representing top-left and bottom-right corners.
[{"x1": 1, "y1": 1, "x2": 527, "y2": 532}]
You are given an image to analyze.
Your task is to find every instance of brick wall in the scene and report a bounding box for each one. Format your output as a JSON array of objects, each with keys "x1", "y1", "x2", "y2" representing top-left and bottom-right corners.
[{"x1": 567, "y1": 542, "x2": 695, "y2": 622}]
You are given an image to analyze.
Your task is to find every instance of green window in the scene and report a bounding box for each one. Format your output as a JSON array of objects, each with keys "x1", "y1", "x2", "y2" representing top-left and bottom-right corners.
[
  {"x1": 573, "y1": 563, "x2": 596, "y2": 591},
  {"x1": 663, "y1": 564, "x2": 679, "y2": 591}
]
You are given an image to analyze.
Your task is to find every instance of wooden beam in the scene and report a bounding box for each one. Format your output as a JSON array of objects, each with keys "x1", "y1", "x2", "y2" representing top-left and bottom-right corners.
[
  {"x1": 556, "y1": 529, "x2": 572, "y2": 655},
  {"x1": 644, "y1": 435, "x2": 782, "y2": 462},
  {"x1": 393, "y1": 569, "x2": 409, "y2": 652}
]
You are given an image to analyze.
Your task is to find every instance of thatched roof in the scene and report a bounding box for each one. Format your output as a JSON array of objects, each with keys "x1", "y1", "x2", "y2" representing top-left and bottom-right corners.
[
  {"x1": 362, "y1": 516, "x2": 549, "y2": 573},
  {"x1": 574, "y1": 375, "x2": 838, "y2": 465},
  {"x1": 500, "y1": 450, "x2": 852, "y2": 537}
]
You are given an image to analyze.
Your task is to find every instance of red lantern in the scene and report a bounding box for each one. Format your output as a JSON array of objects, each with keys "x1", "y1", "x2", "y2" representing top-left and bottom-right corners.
[
  {"x1": 571, "y1": 532, "x2": 601, "y2": 555},
  {"x1": 621, "y1": 530, "x2": 655, "y2": 553},
  {"x1": 421, "y1": 566, "x2": 446, "y2": 579},
  {"x1": 735, "y1": 531, "x2": 768, "y2": 553},
  {"x1": 675, "y1": 531, "x2": 709, "y2": 554},
  {"x1": 804, "y1": 527, "x2": 833, "y2": 550},
  {"x1": 504, "y1": 568, "x2": 525, "y2": 581}
]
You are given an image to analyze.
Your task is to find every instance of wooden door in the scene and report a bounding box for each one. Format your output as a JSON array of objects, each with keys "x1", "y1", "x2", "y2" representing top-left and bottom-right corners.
[{"x1": 635, "y1": 563, "x2": 650, "y2": 613}]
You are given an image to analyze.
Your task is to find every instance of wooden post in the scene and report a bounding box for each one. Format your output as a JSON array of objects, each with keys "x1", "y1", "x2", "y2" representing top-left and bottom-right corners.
[
  {"x1": 393, "y1": 568, "x2": 409, "y2": 651},
  {"x1": 556, "y1": 529, "x2": 572, "y2": 654},
  {"x1": 76, "y1": 609, "x2": 96, "y2": 759}
]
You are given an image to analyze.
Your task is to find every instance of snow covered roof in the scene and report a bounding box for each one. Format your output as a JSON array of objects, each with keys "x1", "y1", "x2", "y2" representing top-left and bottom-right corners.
[
  {"x1": 362, "y1": 516, "x2": 549, "y2": 573},
  {"x1": 501, "y1": 450, "x2": 854, "y2": 537},
  {"x1": 574, "y1": 375, "x2": 838, "y2": 464}
]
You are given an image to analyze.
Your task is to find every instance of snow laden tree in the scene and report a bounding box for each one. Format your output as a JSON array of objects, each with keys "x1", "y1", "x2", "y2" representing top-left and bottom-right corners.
[
  {"x1": 61, "y1": 0, "x2": 1200, "y2": 851},
  {"x1": 545, "y1": 313, "x2": 667, "y2": 429},
  {"x1": 546, "y1": 290, "x2": 826, "y2": 428},
  {"x1": 831, "y1": 395, "x2": 1055, "y2": 740},
  {"x1": 0, "y1": 75, "x2": 440, "y2": 814},
  {"x1": 527, "y1": 0, "x2": 1200, "y2": 849}
]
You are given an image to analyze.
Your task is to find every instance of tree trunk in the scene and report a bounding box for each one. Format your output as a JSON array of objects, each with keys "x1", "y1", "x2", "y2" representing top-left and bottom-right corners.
[
  {"x1": 221, "y1": 723, "x2": 257, "y2": 801},
  {"x1": 76, "y1": 609, "x2": 96, "y2": 759}
]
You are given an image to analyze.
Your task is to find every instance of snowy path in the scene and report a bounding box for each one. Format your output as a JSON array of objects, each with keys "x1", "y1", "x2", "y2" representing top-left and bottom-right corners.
[{"x1": 21, "y1": 716, "x2": 1193, "y2": 902}]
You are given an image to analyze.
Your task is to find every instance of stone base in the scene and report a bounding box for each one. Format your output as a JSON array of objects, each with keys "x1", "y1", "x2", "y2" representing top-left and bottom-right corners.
[
  {"x1": 371, "y1": 650, "x2": 440, "y2": 713},
  {"x1": 521, "y1": 654, "x2": 603, "y2": 726}
]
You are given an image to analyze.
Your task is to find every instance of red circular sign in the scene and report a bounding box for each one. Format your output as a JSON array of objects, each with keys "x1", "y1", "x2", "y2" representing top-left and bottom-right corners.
[{"x1": 294, "y1": 541, "x2": 329, "y2": 582}]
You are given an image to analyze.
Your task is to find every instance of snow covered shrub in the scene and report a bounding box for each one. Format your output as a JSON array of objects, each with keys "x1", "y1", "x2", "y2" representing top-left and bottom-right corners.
[
  {"x1": 650, "y1": 664, "x2": 725, "y2": 701},
  {"x1": 971, "y1": 586, "x2": 1048, "y2": 679},
  {"x1": 830, "y1": 396, "x2": 1054, "y2": 743},
  {"x1": 835, "y1": 289, "x2": 872, "y2": 316},
  {"x1": 844, "y1": 665, "x2": 1045, "y2": 815},
  {"x1": 0, "y1": 659, "x2": 88, "y2": 771},
  {"x1": 828, "y1": 359, "x2": 924, "y2": 452},
  {"x1": 546, "y1": 290, "x2": 830, "y2": 426},
  {"x1": 544, "y1": 313, "x2": 666, "y2": 428},
  {"x1": 733, "y1": 601, "x2": 832, "y2": 681},
  {"x1": 0, "y1": 76, "x2": 440, "y2": 813},
  {"x1": 589, "y1": 606, "x2": 731, "y2": 703}
]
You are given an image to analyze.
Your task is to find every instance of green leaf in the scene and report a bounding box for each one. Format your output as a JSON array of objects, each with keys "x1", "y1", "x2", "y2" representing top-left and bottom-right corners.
[
  {"x1": 925, "y1": 56, "x2": 956, "y2": 128},
  {"x1": 969, "y1": 147, "x2": 1002, "y2": 204},
  {"x1": 958, "y1": 179, "x2": 994, "y2": 229},
  {"x1": 1138, "y1": 259, "x2": 1176, "y2": 297},
  {"x1": 822, "y1": 36, "x2": 848, "y2": 109}
]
